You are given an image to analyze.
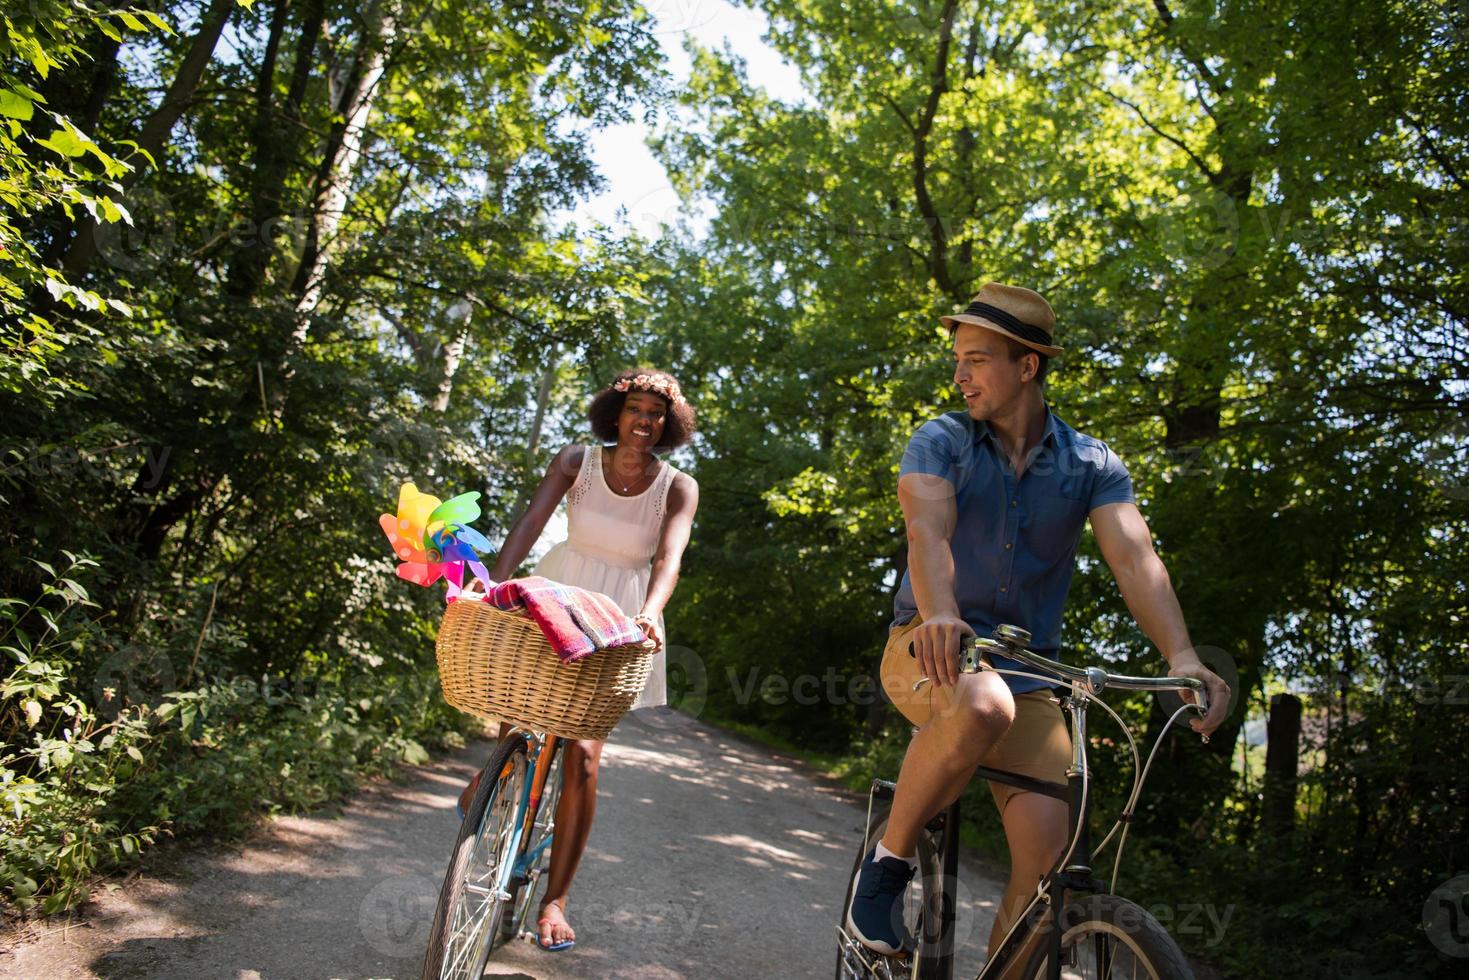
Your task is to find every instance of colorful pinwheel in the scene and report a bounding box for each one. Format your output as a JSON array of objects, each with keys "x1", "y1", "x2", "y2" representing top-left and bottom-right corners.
[{"x1": 379, "y1": 482, "x2": 495, "y2": 595}]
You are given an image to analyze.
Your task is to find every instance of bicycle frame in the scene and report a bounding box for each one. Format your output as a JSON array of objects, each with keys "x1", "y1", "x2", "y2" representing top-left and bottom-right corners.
[
  {"x1": 908, "y1": 629, "x2": 1205, "y2": 980},
  {"x1": 510, "y1": 731, "x2": 560, "y2": 892},
  {"x1": 478, "y1": 730, "x2": 560, "y2": 908},
  {"x1": 972, "y1": 689, "x2": 1101, "y2": 980}
]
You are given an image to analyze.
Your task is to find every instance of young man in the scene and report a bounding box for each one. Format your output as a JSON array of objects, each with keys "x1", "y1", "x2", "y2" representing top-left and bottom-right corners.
[{"x1": 846, "y1": 282, "x2": 1231, "y2": 957}]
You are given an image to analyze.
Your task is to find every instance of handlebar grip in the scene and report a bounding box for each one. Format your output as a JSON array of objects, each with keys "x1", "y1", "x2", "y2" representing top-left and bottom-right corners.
[{"x1": 1192, "y1": 684, "x2": 1210, "y2": 716}]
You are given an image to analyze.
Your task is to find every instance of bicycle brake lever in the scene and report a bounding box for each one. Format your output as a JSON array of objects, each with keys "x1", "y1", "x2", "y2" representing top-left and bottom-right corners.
[{"x1": 911, "y1": 638, "x2": 988, "y2": 691}]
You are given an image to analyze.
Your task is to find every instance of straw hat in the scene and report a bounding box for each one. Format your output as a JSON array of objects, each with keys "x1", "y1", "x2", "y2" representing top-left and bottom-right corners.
[{"x1": 940, "y1": 282, "x2": 1063, "y2": 357}]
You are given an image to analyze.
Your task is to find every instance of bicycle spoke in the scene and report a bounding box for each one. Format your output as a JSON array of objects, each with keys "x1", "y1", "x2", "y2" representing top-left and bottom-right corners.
[{"x1": 435, "y1": 749, "x2": 527, "y2": 980}]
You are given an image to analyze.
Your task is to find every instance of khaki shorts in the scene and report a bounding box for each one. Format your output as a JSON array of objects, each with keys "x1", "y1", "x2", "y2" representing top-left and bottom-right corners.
[{"x1": 880, "y1": 616, "x2": 1071, "y2": 814}]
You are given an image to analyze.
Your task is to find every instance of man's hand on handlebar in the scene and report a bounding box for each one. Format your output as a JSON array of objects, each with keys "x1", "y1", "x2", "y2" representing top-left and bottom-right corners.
[
  {"x1": 1166, "y1": 653, "x2": 1231, "y2": 736},
  {"x1": 910, "y1": 614, "x2": 975, "y2": 689}
]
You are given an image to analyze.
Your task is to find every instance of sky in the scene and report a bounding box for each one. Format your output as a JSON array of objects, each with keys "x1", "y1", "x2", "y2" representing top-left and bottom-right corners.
[
  {"x1": 528, "y1": 2, "x2": 805, "y2": 561},
  {"x1": 560, "y1": 0, "x2": 806, "y2": 238}
]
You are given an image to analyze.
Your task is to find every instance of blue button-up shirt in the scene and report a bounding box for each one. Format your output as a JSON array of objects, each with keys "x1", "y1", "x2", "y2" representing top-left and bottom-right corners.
[{"x1": 893, "y1": 407, "x2": 1134, "y2": 693}]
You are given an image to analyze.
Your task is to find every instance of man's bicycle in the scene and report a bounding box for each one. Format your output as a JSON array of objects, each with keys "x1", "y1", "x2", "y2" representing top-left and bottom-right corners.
[
  {"x1": 420, "y1": 725, "x2": 565, "y2": 979},
  {"x1": 835, "y1": 624, "x2": 1209, "y2": 980}
]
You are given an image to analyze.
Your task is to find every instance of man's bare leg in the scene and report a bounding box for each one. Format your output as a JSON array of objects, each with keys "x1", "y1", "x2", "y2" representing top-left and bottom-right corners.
[
  {"x1": 987, "y1": 791, "x2": 1068, "y2": 956},
  {"x1": 881, "y1": 670, "x2": 1015, "y2": 857}
]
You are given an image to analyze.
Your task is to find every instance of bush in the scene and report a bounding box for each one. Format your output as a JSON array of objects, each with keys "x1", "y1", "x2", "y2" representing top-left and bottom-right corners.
[{"x1": 1, "y1": 554, "x2": 477, "y2": 915}]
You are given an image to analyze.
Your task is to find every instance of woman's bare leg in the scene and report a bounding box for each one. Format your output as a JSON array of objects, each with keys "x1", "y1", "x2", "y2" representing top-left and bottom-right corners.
[{"x1": 537, "y1": 738, "x2": 604, "y2": 946}]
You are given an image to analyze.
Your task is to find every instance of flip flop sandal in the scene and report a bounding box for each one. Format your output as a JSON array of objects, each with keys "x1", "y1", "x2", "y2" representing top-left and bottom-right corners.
[{"x1": 536, "y1": 902, "x2": 575, "y2": 951}]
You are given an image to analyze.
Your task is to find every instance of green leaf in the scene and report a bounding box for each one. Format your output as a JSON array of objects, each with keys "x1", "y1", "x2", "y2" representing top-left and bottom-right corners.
[
  {"x1": 58, "y1": 578, "x2": 90, "y2": 601},
  {"x1": 126, "y1": 745, "x2": 144, "y2": 763},
  {"x1": 117, "y1": 12, "x2": 147, "y2": 32},
  {"x1": 37, "y1": 129, "x2": 88, "y2": 158},
  {"x1": 8, "y1": 83, "x2": 44, "y2": 103},
  {"x1": 0, "y1": 90, "x2": 35, "y2": 121}
]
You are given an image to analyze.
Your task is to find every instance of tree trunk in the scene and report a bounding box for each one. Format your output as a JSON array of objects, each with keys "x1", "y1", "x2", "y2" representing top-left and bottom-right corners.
[
  {"x1": 430, "y1": 297, "x2": 476, "y2": 413},
  {"x1": 904, "y1": 0, "x2": 958, "y2": 298},
  {"x1": 226, "y1": 0, "x2": 328, "y2": 303},
  {"x1": 34, "y1": 33, "x2": 123, "y2": 265},
  {"x1": 278, "y1": 0, "x2": 402, "y2": 401},
  {"x1": 1262, "y1": 692, "x2": 1303, "y2": 838},
  {"x1": 511, "y1": 356, "x2": 560, "y2": 514},
  {"x1": 60, "y1": 0, "x2": 239, "y2": 279}
]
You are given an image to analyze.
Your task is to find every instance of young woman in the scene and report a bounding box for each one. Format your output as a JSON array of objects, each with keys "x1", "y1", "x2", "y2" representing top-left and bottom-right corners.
[{"x1": 482, "y1": 368, "x2": 699, "y2": 951}]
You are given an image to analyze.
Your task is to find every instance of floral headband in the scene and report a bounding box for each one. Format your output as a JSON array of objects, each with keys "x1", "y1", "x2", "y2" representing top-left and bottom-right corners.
[{"x1": 612, "y1": 373, "x2": 685, "y2": 406}]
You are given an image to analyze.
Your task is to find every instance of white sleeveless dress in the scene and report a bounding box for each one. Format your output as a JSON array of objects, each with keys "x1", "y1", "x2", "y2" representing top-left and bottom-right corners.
[{"x1": 532, "y1": 445, "x2": 677, "y2": 711}]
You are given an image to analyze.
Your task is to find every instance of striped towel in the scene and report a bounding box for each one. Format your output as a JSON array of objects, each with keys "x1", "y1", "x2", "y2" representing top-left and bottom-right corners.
[{"x1": 482, "y1": 576, "x2": 645, "y2": 664}]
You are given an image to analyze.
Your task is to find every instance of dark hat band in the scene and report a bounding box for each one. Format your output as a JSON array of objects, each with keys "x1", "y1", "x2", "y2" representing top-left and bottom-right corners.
[{"x1": 960, "y1": 301, "x2": 1053, "y2": 350}]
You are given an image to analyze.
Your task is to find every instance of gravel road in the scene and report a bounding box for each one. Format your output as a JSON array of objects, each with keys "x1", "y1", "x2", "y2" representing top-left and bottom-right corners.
[{"x1": 1, "y1": 709, "x2": 1007, "y2": 979}]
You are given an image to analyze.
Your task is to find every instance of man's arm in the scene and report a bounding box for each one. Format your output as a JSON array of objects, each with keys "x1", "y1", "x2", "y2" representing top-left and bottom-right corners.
[
  {"x1": 898, "y1": 472, "x2": 974, "y2": 688},
  {"x1": 1090, "y1": 501, "x2": 1231, "y2": 735}
]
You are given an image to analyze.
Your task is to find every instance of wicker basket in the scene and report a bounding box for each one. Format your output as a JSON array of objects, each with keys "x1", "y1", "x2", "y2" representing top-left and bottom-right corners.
[{"x1": 434, "y1": 599, "x2": 655, "y2": 741}]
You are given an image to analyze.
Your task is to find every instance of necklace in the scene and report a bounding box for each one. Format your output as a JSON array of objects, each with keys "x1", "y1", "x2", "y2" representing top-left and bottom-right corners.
[{"x1": 606, "y1": 448, "x2": 655, "y2": 494}]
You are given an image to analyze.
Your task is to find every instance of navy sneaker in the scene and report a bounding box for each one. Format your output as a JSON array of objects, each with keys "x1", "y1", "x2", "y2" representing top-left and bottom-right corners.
[{"x1": 844, "y1": 848, "x2": 917, "y2": 955}]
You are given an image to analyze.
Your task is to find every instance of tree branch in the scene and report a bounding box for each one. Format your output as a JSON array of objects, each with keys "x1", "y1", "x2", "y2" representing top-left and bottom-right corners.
[
  {"x1": 880, "y1": 93, "x2": 918, "y2": 137},
  {"x1": 1152, "y1": 0, "x2": 1226, "y2": 96},
  {"x1": 1084, "y1": 79, "x2": 1221, "y2": 187},
  {"x1": 906, "y1": 0, "x2": 960, "y2": 296}
]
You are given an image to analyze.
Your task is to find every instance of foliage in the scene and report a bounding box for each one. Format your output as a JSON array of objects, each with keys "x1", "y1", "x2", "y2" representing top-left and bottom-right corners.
[
  {"x1": 0, "y1": 552, "x2": 473, "y2": 914},
  {"x1": 1, "y1": 0, "x2": 665, "y2": 915},
  {"x1": 4, "y1": 0, "x2": 1467, "y2": 975},
  {"x1": 635, "y1": 1, "x2": 1468, "y2": 975}
]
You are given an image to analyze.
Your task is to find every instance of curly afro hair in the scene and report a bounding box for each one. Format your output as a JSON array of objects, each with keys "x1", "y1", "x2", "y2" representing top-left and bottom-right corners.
[{"x1": 587, "y1": 368, "x2": 696, "y2": 450}]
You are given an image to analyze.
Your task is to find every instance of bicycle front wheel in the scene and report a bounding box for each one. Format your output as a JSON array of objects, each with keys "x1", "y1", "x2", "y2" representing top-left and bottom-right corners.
[
  {"x1": 421, "y1": 736, "x2": 530, "y2": 980},
  {"x1": 1022, "y1": 894, "x2": 1195, "y2": 980}
]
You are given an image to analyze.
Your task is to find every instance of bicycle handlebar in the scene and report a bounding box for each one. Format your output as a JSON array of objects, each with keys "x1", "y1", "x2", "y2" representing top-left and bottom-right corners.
[{"x1": 911, "y1": 624, "x2": 1208, "y2": 714}]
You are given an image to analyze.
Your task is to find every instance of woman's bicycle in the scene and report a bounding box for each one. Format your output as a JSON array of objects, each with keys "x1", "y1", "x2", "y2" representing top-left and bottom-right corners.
[
  {"x1": 421, "y1": 725, "x2": 565, "y2": 979},
  {"x1": 835, "y1": 624, "x2": 1209, "y2": 980},
  {"x1": 417, "y1": 591, "x2": 657, "y2": 979}
]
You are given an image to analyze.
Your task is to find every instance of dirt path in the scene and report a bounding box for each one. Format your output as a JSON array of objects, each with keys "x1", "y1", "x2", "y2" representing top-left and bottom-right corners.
[{"x1": 1, "y1": 709, "x2": 1008, "y2": 979}]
